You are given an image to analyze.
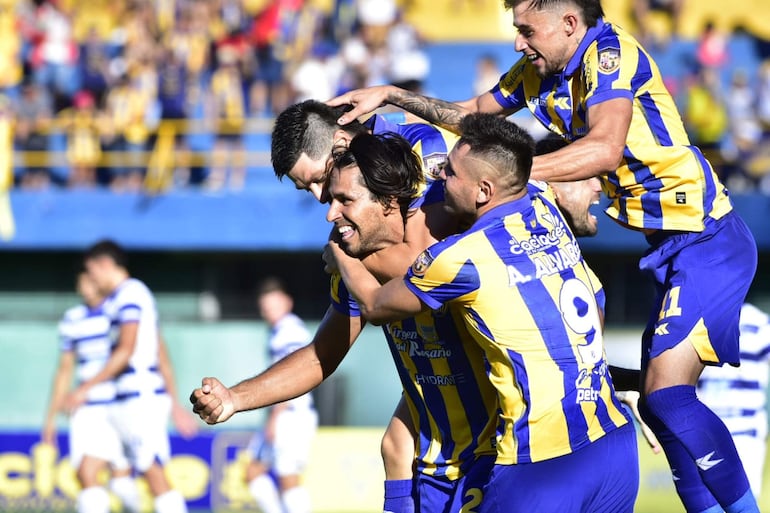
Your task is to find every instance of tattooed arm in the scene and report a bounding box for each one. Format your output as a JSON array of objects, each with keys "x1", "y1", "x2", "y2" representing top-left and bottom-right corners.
[{"x1": 327, "y1": 85, "x2": 508, "y2": 134}]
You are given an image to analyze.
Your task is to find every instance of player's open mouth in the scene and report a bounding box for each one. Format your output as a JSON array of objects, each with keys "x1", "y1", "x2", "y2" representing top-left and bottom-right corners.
[
  {"x1": 338, "y1": 225, "x2": 355, "y2": 240},
  {"x1": 527, "y1": 53, "x2": 540, "y2": 63}
]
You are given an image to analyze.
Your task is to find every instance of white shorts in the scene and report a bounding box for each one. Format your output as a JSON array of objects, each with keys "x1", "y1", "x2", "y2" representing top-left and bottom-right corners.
[
  {"x1": 249, "y1": 408, "x2": 318, "y2": 476},
  {"x1": 109, "y1": 393, "x2": 172, "y2": 473},
  {"x1": 69, "y1": 403, "x2": 129, "y2": 471},
  {"x1": 733, "y1": 433, "x2": 767, "y2": 499}
]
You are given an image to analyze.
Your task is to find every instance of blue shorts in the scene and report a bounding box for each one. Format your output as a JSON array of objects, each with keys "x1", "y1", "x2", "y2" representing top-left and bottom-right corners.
[
  {"x1": 415, "y1": 455, "x2": 495, "y2": 513},
  {"x1": 639, "y1": 211, "x2": 757, "y2": 366},
  {"x1": 478, "y1": 423, "x2": 638, "y2": 513}
]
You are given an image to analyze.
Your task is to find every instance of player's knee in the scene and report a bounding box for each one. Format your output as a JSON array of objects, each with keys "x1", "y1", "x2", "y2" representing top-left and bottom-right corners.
[{"x1": 640, "y1": 384, "x2": 698, "y2": 430}]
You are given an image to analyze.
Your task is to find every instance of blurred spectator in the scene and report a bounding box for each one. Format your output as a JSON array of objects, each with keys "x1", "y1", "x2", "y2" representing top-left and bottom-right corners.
[
  {"x1": 631, "y1": 0, "x2": 683, "y2": 45},
  {"x1": 721, "y1": 69, "x2": 763, "y2": 191},
  {"x1": 681, "y1": 65, "x2": 727, "y2": 167},
  {"x1": 60, "y1": 90, "x2": 101, "y2": 188},
  {"x1": 758, "y1": 59, "x2": 770, "y2": 134},
  {"x1": 13, "y1": 80, "x2": 53, "y2": 188},
  {"x1": 103, "y1": 74, "x2": 151, "y2": 192},
  {"x1": 248, "y1": 0, "x2": 304, "y2": 117},
  {"x1": 77, "y1": 26, "x2": 112, "y2": 107},
  {"x1": 207, "y1": 46, "x2": 246, "y2": 191},
  {"x1": 473, "y1": 53, "x2": 502, "y2": 96},
  {"x1": 0, "y1": 0, "x2": 23, "y2": 100},
  {"x1": 28, "y1": 0, "x2": 79, "y2": 108},
  {"x1": 386, "y1": 8, "x2": 429, "y2": 92},
  {"x1": 696, "y1": 20, "x2": 728, "y2": 70}
]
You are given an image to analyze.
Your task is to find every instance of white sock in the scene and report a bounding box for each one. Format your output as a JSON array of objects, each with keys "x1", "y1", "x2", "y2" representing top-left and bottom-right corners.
[
  {"x1": 282, "y1": 486, "x2": 311, "y2": 513},
  {"x1": 248, "y1": 474, "x2": 283, "y2": 513},
  {"x1": 154, "y1": 489, "x2": 188, "y2": 513},
  {"x1": 77, "y1": 486, "x2": 110, "y2": 513},
  {"x1": 109, "y1": 476, "x2": 141, "y2": 513}
]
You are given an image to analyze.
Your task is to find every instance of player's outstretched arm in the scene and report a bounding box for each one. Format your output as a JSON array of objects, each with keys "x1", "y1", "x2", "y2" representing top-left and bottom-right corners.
[
  {"x1": 158, "y1": 334, "x2": 199, "y2": 438},
  {"x1": 42, "y1": 351, "x2": 75, "y2": 445},
  {"x1": 328, "y1": 86, "x2": 492, "y2": 134},
  {"x1": 190, "y1": 306, "x2": 364, "y2": 424}
]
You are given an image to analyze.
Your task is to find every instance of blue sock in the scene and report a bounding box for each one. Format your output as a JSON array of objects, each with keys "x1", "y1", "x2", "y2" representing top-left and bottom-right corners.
[
  {"x1": 383, "y1": 479, "x2": 414, "y2": 513},
  {"x1": 638, "y1": 400, "x2": 719, "y2": 513},
  {"x1": 641, "y1": 386, "x2": 758, "y2": 512}
]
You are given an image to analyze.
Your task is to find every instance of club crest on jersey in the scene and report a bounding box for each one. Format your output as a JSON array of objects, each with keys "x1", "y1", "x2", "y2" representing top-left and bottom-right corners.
[
  {"x1": 411, "y1": 250, "x2": 434, "y2": 277},
  {"x1": 598, "y1": 48, "x2": 620, "y2": 74},
  {"x1": 423, "y1": 152, "x2": 448, "y2": 178}
]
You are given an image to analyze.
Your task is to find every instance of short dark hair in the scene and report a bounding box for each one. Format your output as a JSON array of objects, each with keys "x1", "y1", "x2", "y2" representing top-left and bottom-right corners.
[
  {"x1": 503, "y1": 0, "x2": 604, "y2": 27},
  {"x1": 271, "y1": 100, "x2": 369, "y2": 179},
  {"x1": 83, "y1": 239, "x2": 128, "y2": 268},
  {"x1": 331, "y1": 132, "x2": 422, "y2": 219},
  {"x1": 535, "y1": 133, "x2": 569, "y2": 155},
  {"x1": 256, "y1": 276, "x2": 290, "y2": 299},
  {"x1": 458, "y1": 113, "x2": 534, "y2": 189}
]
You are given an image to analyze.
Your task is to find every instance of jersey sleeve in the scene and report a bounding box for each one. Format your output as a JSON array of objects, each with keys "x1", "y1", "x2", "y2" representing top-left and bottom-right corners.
[
  {"x1": 58, "y1": 309, "x2": 78, "y2": 352},
  {"x1": 490, "y1": 57, "x2": 528, "y2": 111},
  {"x1": 404, "y1": 240, "x2": 480, "y2": 310},
  {"x1": 329, "y1": 272, "x2": 361, "y2": 317},
  {"x1": 114, "y1": 282, "x2": 144, "y2": 324},
  {"x1": 583, "y1": 33, "x2": 639, "y2": 108}
]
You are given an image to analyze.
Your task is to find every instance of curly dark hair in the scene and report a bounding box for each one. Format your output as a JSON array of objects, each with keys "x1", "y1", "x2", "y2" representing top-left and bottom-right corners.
[{"x1": 331, "y1": 132, "x2": 423, "y2": 220}]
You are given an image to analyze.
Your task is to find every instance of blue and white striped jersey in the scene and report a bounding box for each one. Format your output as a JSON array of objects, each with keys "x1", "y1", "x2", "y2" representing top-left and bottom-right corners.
[
  {"x1": 269, "y1": 313, "x2": 314, "y2": 410},
  {"x1": 101, "y1": 278, "x2": 165, "y2": 399},
  {"x1": 698, "y1": 303, "x2": 770, "y2": 438},
  {"x1": 58, "y1": 303, "x2": 116, "y2": 404}
]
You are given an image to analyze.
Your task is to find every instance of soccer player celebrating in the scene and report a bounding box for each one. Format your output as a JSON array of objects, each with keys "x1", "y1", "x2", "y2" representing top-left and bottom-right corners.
[
  {"x1": 327, "y1": 113, "x2": 638, "y2": 512},
  {"x1": 192, "y1": 132, "x2": 501, "y2": 512},
  {"x1": 329, "y1": 1, "x2": 758, "y2": 510},
  {"x1": 270, "y1": 99, "x2": 461, "y2": 512}
]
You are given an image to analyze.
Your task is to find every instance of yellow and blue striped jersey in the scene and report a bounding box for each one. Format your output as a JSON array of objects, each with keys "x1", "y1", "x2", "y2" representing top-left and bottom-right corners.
[
  {"x1": 405, "y1": 186, "x2": 629, "y2": 465},
  {"x1": 330, "y1": 273, "x2": 498, "y2": 479},
  {"x1": 491, "y1": 19, "x2": 732, "y2": 232},
  {"x1": 366, "y1": 114, "x2": 459, "y2": 208}
]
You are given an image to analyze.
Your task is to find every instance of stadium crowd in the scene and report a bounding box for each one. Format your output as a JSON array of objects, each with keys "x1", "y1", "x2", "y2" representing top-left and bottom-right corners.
[{"x1": 1, "y1": 0, "x2": 770, "y2": 192}]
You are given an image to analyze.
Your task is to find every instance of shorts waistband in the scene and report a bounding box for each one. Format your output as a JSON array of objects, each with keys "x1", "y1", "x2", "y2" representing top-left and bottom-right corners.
[{"x1": 114, "y1": 387, "x2": 167, "y2": 401}]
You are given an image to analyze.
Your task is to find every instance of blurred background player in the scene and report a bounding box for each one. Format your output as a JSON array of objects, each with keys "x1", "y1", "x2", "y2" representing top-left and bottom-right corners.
[
  {"x1": 42, "y1": 271, "x2": 140, "y2": 513},
  {"x1": 245, "y1": 277, "x2": 318, "y2": 513},
  {"x1": 71, "y1": 239, "x2": 196, "y2": 513},
  {"x1": 697, "y1": 303, "x2": 770, "y2": 502}
]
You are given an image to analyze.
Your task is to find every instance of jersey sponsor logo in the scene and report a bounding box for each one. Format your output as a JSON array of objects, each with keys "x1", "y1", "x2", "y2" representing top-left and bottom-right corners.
[
  {"x1": 598, "y1": 48, "x2": 620, "y2": 74},
  {"x1": 508, "y1": 224, "x2": 567, "y2": 255},
  {"x1": 415, "y1": 373, "x2": 465, "y2": 386},
  {"x1": 411, "y1": 250, "x2": 434, "y2": 277},
  {"x1": 528, "y1": 96, "x2": 547, "y2": 107},
  {"x1": 394, "y1": 339, "x2": 453, "y2": 359}
]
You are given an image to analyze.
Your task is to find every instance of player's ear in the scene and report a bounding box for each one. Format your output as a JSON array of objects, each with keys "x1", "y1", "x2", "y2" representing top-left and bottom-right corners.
[
  {"x1": 476, "y1": 179, "x2": 493, "y2": 205},
  {"x1": 562, "y1": 11, "x2": 579, "y2": 36},
  {"x1": 333, "y1": 129, "x2": 353, "y2": 148}
]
